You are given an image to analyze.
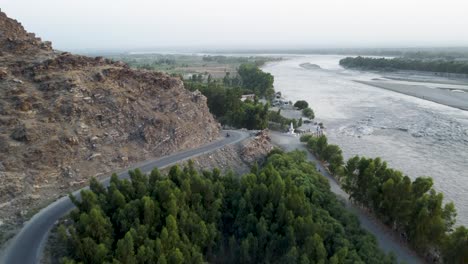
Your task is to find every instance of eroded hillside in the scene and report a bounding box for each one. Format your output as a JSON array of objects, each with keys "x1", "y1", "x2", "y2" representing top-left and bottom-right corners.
[{"x1": 0, "y1": 11, "x2": 220, "y2": 229}]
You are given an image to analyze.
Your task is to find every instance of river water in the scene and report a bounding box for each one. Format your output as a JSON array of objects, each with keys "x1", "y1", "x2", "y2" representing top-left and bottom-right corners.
[{"x1": 262, "y1": 55, "x2": 468, "y2": 226}]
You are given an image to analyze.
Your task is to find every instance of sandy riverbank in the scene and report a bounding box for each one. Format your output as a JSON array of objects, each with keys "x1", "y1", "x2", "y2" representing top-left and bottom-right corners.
[
  {"x1": 383, "y1": 76, "x2": 468, "y2": 86},
  {"x1": 355, "y1": 80, "x2": 468, "y2": 111}
]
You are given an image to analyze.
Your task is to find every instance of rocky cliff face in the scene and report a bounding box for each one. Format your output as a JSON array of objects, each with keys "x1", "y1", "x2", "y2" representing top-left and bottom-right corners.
[{"x1": 0, "y1": 11, "x2": 220, "y2": 227}]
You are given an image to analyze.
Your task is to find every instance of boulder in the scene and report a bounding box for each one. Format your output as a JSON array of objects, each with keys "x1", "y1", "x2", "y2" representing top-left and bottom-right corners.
[
  {"x1": 0, "y1": 67, "x2": 7, "y2": 80},
  {"x1": 10, "y1": 124, "x2": 38, "y2": 142}
]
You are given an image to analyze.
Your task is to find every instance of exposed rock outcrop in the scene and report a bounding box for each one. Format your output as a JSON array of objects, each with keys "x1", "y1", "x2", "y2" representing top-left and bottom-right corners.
[
  {"x1": 175, "y1": 130, "x2": 274, "y2": 175},
  {"x1": 0, "y1": 10, "x2": 220, "y2": 228}
]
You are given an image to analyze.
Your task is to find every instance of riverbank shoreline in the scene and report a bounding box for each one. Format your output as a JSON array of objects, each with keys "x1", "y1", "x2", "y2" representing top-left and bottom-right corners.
[{"x1": 355, "y1": 80, "x2": 468, "y2": 111}]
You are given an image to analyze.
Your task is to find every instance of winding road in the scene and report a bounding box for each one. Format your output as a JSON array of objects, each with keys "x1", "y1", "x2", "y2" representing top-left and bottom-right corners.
[{"x1": 1, "y1": 130, "x2": 250, "y2": 264}]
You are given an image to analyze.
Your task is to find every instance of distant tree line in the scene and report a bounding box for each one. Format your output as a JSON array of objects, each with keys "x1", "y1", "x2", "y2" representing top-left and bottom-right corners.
[
  {"x1": 340, "y1": 56, "x2": 468, "y2": 75},
  {"x1": 115, "y1": 57, "x2": 177, "y2": 71},
  {"x1": 58, "y1": 151, "x2": 398, "y2": 264},
  {"x1": 202, "y1": 55, "x2": 275, "y2": 67},
  {"x1": 300, "y1": 134, "x2": 468, "y2": 263},
  {"x1": 402, "y1": 51, "x2": 468, "y2": 60}
]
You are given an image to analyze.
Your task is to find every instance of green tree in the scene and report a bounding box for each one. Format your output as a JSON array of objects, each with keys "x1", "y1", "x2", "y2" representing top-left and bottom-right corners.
[
  {"x1": 168, "y1": 248, "x2": 184, "y2": 264},
  {"x1": 238, "y1": 63, "x2": 275, "y2": 98},
  {"x1": 443, "y1": 226, "x2": 468, "y2": 264},
  {"x1": 115, "y1": 231, "x2": 136, "y2": 264},
  {"x1": 294, "y1": 100, "x2": 309, "y2": 110},
  {"x1": 302, "y1": 107, "x2": 315, "y2": 119}
]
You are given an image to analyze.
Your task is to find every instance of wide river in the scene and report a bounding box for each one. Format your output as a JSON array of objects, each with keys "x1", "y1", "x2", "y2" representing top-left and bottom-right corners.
[{"x1": 262, "y1": 55, "x2": 468, "y2": 226}]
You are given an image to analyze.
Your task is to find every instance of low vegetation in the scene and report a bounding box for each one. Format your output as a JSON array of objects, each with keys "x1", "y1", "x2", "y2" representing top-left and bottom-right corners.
[
  {"x1": 300, "y1": 134, "x2": 468, "y2": 263},
  {"x1": 58, "y1": 151, "x2": 397, "y2": 264},
  {"x1": 106, "y1": 54, "x2": 279, "y2": 78}
]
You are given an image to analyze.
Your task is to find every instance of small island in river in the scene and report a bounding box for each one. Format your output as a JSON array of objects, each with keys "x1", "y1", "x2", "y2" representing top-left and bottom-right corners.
[{"x1": 300, "y1": 62, "x2": 321, "y2": 70}]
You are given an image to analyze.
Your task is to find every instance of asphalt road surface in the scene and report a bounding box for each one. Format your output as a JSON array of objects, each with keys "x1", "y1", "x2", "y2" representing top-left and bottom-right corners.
[{"x1": 1, "y1": 130, "x2": 249, "y2": 264}]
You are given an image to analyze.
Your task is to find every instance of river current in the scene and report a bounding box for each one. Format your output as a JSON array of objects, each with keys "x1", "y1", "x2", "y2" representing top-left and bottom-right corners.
[{"x1": 262, "y1": 55, "x2": 468, "y2": 226}]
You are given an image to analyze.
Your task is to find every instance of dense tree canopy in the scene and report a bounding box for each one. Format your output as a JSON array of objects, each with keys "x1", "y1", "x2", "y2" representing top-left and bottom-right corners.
[
  {"x1": 237, "y1": 64, "x2": 275, "y2": 98},
  {"x1": 184, "y1": 81, "x2": 269, "y2": 130},
  {"x1": 340, "y1": 56, "x2": 468, "y2": 75},
  {"x1": 294, "y1": 100, "x2": 309, "y2": 110},
  {"x1": 59, "y1": 151, "x2": 397, "y2": 264},
  {"x1": 302, "y1": 107, "x2": 315, "y2": 119},
  {"x1": 300, "y1": 134, "x2": 467, "y2": 263},
  {"x1": 340, "y1": 156, "x2": 464, "y2": 260}
]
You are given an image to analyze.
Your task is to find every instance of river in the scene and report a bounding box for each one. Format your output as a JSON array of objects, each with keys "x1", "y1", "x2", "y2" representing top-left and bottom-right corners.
[{"x1": 262, "y1": 55, "x2": 468, "y2": 226}]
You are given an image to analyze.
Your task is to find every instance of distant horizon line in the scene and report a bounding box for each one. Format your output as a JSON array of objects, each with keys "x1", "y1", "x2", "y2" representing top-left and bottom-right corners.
[{"x1": 69, "y1": 46, "x2": 468, "y2": 56}]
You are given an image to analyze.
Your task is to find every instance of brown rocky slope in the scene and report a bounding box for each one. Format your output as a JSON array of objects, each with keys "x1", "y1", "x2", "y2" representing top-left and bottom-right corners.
[{"x1": 0, "y1": 11, "x2": 220, "y2": 229}]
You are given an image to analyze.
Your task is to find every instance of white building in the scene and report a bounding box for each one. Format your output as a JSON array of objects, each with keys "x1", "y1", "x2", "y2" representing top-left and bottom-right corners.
[{"x1": 287, "y1": 122, "x2": 296, "y2": 136}]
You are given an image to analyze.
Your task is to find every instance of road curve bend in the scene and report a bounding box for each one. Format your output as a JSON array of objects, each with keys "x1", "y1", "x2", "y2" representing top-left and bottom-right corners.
[{"x1": 1, "y1": 130, "x2": 250, "y2": 264}]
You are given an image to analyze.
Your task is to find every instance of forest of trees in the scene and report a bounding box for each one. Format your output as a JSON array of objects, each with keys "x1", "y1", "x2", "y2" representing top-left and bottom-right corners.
[
  {"x1": 339, "y1": 56, "x2": 468, "y2": 75},
  {"x1": 58, "y1": 151, "x2": 398, "y2": 264},
  {"x1": 300, "y1": 134, "x2": 468, "y2": 263}
]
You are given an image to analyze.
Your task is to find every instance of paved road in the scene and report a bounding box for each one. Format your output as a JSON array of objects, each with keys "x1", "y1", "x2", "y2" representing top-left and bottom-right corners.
[
  {"x1": 270, "y1": 132, "x2": 425, "y2": 264},
  {"x1": 1, "y1": 130, "x2": 250, "y2": 264}
]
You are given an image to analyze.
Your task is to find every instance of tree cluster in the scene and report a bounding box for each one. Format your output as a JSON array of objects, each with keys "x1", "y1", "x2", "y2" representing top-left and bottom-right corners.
[
  {"x1": 341, "y1": 157, "x2": 467, "y2": 263},
  {"x1": 268, "y1": 109, "x2": 299, "y2": 130},
  {"x1": 300, "y1": 135, "x2": 344, "y2": 176},
  {"x1": 340, "y1": 56, "x2": 468, "y2": 75},
  {"x1": 293, "y1": 100, "x2": 309, "y2": 110},
  {"x1": 237, "y1": 64, "x2": 275, "y2": 98},
  {"x1": 185, "y1": 81, "x2": 269, "y2": 130},
  {"x1": 184, "y1": 64, "x2": 277, "y2": 130},
  {"x1": 59, "y1": 151, "x2": 397, "y2": 264},
  {"x1": 302, "y1": 108, "x2": 315, "y2": 119},
  {"x1": 301, "y1": 134, "x2": 467, "y2": 263}
]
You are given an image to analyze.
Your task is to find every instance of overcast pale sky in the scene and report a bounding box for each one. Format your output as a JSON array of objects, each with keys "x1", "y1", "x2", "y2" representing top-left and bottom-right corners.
[{"x1": 1, "y1": 0, "x2": 468, "y2": 51}]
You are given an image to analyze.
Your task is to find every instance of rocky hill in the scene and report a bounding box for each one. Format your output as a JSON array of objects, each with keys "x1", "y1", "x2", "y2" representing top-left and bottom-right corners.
[{"x1": 0, "y1": 11, "x2": 220, "y2": 229}]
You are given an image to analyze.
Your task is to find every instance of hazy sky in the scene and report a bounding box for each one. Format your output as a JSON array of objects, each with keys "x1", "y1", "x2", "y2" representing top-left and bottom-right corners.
[{"x1": 2, "y1": 0, "x2": 468, "y2": 51}]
